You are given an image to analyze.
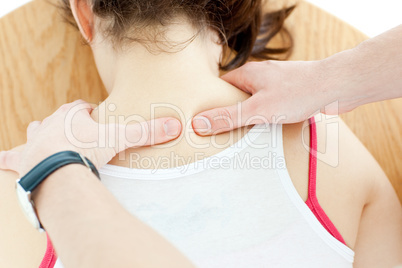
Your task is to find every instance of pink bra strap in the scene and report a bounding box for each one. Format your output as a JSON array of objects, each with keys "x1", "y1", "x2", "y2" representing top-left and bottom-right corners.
[
  {"x1": 305, "y1": 116, "x2": 346, "y2": 245},
  {"x1": 39, "y1": 233, "x2": 57, "y2": 268}
]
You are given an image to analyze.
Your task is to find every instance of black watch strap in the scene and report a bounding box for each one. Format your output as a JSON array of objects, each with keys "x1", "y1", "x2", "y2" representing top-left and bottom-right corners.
[{"x1": 19, "y1": 150, "x2": 100, "y2": 192}]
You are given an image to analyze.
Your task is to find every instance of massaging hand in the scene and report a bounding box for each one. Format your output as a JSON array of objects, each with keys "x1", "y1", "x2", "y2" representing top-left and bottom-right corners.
[
  {"x1": 192, "y1": 25, "x2": 402, "y2": 135},
  {"x1": 0, "y1": 99, "x2": 182, "y2": 176},
  {"x1": 192, "y1": 60, "x2": 335, "y2": 135}
]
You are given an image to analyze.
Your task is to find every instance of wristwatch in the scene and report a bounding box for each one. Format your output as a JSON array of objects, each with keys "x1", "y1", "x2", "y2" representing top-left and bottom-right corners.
[{"x1": 15, "y1": 150, "x2": 100, "y2": 232}]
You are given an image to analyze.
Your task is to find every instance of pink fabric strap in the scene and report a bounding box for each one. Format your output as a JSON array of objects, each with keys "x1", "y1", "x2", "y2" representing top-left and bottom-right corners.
[
  {"x1": 39, "y1": 233, "x2": 57, "y2": 268},
  {"x1": 305, "y1": 117, "x2": 346, "y2": 245}
]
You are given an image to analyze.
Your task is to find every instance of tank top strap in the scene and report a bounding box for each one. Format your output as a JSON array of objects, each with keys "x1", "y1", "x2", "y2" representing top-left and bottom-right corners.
[
  {"x1": 39, "y1": 233, "x2": 57, "y2": 268},
  {"x1": 305, "y1": 116, "x2": 347, "y2": 245}
]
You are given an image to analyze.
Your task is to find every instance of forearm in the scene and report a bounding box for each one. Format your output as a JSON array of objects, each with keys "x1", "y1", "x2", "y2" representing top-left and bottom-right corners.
[
  {"x1": 319, "y1": 24, "x2": 402, "y2": 112},
  {"x1": 32, "y1": 164, "x2": 194, "y2": 268}
]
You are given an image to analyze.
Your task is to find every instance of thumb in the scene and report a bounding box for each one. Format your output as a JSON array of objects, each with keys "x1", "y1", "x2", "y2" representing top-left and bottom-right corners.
[
  {"x1": 192, "y1": 97, "x2": 266, "y2": 136},
  {"x1": 110, "y1": 117, "x2": 182, "y2": 154},
  {"x1": 0, "y1": 150, "x2": 21, "y2": 172}
]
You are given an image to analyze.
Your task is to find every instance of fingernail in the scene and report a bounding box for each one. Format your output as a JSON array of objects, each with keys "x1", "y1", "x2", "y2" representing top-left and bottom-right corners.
[
  {"x1": 192, "y1": 116, "x2": 211, "y2": 133},
  {"x1": 164, "y1": 119, "x2": 181, "y2": 136}
]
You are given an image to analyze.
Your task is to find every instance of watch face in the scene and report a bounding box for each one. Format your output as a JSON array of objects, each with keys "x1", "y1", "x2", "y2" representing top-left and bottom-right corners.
[{"x1": 16, "y1": 182, "x2": 41, "y2": 230}]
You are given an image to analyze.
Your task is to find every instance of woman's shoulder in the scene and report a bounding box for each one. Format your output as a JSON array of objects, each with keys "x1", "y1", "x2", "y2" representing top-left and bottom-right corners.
[
  {"x1": 325, "y1": 117, "x2": 402, "y2": 266},
  {"x1": 282, "y1": 115, "x2": 386, "y2": 249},
  {"x1": 0, "y1": 144, "x2": 47, "y2": 268}
]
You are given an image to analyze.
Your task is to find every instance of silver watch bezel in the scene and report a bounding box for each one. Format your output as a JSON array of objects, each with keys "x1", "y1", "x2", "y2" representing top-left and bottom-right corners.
[{"x1": 15, "y1": 179, "x2": 45, "y2": 233}]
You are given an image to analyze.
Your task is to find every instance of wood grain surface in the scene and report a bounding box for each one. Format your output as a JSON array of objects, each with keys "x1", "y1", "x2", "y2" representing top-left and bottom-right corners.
[{"x1": 0, "y1": 0, "x2": 401, "y2": 202}]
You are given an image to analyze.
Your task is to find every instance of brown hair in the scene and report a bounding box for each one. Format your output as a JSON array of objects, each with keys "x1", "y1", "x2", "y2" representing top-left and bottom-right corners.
[{"x1": 59, "y1": 0, "x2": 295, "y2": 70}]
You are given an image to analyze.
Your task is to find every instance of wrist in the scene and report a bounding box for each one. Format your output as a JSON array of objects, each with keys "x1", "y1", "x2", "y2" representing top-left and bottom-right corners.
[
  {"x1": 317, "y1": 49, "x2": 370, "y2": 114},
  {"x1": 31, "y1": 163, "x2": 85, "y2": 199},
  {"x1": 306, "y1": 59, "x2": 341, "y2": 114},
  {"x1": 32, "y1": 164, "x2": 97, "y2": 222}
]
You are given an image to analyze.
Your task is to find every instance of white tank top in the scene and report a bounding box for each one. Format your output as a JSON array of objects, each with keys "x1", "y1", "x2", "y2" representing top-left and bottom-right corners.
[{"x1": 54, "y1": 123, "x2": 354, "y2": 268}]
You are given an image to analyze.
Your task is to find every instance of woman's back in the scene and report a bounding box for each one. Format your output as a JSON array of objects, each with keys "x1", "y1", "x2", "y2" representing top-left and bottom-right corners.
[
  {"x1": 51, "y1": 118, "x2": 359, "y2": 268},
  {"x1": 89, "y1": 85, "x2": 400, "y2": 266}
]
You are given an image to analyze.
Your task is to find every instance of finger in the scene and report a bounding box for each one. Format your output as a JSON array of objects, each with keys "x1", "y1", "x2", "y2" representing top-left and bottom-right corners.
[
  {"x1": 220, "y1": 63, "x2": 256, "y2": 95},
  {"x1": 192, "y1": 97, "x2": 269, "y2": 136},
  {"x1": 27, "y1": 121, "x2": 41, "y2": 140},
  {"x1": 0, "y1": 150, "x2": 21, "y2": 172},
  {"x1": 109, "y1": 117, "x2": 182, "y2": 154}
]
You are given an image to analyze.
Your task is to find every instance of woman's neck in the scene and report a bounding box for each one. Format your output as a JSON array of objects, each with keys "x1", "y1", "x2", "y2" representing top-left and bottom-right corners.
[
  {"x1": 93, "y1": 24, "x2": 250, "y2": 125},
  {"x1": 90, "y1": 24, "x2": 252, "y2": 168}
]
